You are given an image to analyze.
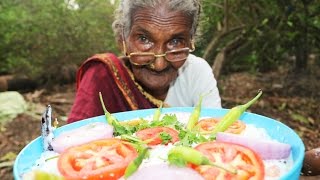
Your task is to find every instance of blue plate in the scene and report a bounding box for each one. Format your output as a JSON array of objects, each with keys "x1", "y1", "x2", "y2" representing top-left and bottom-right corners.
[{"x1": 13, "y1": 107, "x2": 305, "y2": 180}]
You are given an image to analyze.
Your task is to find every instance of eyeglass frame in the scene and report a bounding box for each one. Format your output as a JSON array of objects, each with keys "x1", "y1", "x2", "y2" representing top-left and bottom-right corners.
[{"x1": 122, "y1": 39, "x2": 196, "y2": 66}]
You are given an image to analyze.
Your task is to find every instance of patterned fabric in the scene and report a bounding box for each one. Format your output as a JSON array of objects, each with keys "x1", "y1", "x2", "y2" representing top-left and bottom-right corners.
[{"x1": 67, "y1": 53, "x2": 163, "y2": 123}]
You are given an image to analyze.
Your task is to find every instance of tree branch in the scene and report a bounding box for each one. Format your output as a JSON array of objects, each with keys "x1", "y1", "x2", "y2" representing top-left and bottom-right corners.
[
  {"x1": 202, "y1": 26, "x2": 245, "y2": 60},
  {"x1": 212, "y1": 34, "x2": 246, "y2": 79}
]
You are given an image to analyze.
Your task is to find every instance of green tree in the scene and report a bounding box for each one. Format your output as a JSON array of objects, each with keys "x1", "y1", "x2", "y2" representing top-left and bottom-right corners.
[
  {"x1": 198, "y1": 0, "x2": 320, "y2": 77},
  {"x1": 0, "y1": 0, "x2": 118, "y2": 84}
]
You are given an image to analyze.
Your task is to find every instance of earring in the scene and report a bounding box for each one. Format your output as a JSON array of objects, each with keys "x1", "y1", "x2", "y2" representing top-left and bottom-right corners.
[{"x1": 190, "y1": 39, "x2": 195, "y2": 52}]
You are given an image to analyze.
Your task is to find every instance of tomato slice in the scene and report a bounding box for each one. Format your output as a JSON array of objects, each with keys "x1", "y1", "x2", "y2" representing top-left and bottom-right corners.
[
  {"x1": 136, "y1": 127, "x2": 179, "y2": 145},
  {"x1": 193, "y1": 142, "x2": 264, "y2": 180},
  {"x1": 196, "y1": 118, "x2": 246, "y2": 134},
  {"x1": 57, "y1": 139, "x2": 137, "y2": 180}
]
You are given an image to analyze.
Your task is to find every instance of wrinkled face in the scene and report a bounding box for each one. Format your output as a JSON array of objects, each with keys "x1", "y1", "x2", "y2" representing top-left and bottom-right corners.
[{"x1": 126, "y1": 6, "x2": 193, "y2": 99}]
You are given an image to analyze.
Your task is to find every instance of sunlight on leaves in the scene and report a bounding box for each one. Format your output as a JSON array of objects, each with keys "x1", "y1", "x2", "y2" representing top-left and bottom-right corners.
[
  {"x1": 278, "y1": 102, "x2": 287, "y2": 111},
  {"x1": 0, "y1": 152, "x2": 17, "y2": 161},
  {"x1": 290, "y1": 113, "x2": 309, "y2": 124}
]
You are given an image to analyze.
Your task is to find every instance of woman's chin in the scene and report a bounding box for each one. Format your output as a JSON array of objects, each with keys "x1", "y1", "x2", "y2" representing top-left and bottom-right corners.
[{"x1": 141, "y1": 81, "x2": 170, "y2": 92}]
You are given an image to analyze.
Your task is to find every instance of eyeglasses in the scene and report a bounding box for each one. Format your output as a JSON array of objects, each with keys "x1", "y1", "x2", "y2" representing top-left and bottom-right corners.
[{"x1": 123, "y1": 41, "x2": 195, "y2": 66}]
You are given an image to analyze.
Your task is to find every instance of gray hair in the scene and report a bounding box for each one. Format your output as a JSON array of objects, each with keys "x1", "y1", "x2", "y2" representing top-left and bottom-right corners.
[{"x1": 112, "y1": 0, "x2": 201, "y2": 41}]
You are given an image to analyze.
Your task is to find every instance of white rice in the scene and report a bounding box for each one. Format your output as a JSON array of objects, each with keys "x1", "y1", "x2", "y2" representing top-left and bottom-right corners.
[
  {"x1": 264, "y1": 156, "x2": 294, "y2": 180},
  {"x1": 22, "y1": 151, "x2": 60, "y2": 179},
  {"x1": 31, "y1": 151, "x2": 60, "y2": 174},
  {"x1": 23, "y1": 112, "x2": 293, "y2": 179}
]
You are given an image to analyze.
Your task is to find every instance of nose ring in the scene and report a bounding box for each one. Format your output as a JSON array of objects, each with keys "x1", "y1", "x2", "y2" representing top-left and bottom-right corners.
[{"x1": 148, "y1": 63, "x2": 156, "y2": 70}]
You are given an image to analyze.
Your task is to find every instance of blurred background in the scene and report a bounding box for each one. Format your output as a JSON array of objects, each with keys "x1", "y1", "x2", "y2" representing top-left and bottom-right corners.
[{"x1": 0, "y1": 0, "x2": 319, "y2": 179}]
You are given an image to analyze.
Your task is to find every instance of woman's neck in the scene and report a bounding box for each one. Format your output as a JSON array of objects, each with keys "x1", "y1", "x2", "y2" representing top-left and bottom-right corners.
[{"x1": 147, "y1": 87, "x2": 169, "y2": 101}]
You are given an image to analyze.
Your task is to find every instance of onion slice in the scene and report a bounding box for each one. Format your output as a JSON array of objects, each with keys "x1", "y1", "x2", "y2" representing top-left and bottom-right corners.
[
  {"x1": 127, "y1": 163, "x2": 204, "y2": 180},
  {"x1": 216, "y1": 132, "x2": 291, "y2": 159},
  {"x1": 51, "y1": 122, "x2": 113, "y2": 153}
]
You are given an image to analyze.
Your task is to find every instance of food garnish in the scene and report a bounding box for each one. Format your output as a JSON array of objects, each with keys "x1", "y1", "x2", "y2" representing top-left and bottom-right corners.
[
  {"x1": 196, "y1": 118, "x2": 246, "y2": 134},
  {"x1": 216, "y1": 132, "x2": 291, "y2": 159},
  {"x1": 152, "y1": 102, "x2": 162, "y2": 122},
  {"x1": 168, "y1": 146, "x2": 237, "y2": 174},
  {"x1": 186, "y1": 93, "x2": 204, "y2": 130},
  {"x1": 99, "y1": 92, "x2": 134, "y2": 136},
  {"x1": 51, "y1": 122, "x2": 113, "y2": 153},
  {"x1": 136, "y1": 127, "x2": 179, "y2": 145},
  {"x1": 57, "y1": 139, "x2": 137, "y2": 180},
  {"x1": 194, "y1": 142, "x2": 265, "y2": 179},
  {"x1": 124, "y1": 147, "x2": 150, "y2": 178},
  {"x1": 209, "y1": 89, "x2": 263, "y2": 139},
  {"x1": 25, "y1": 170, "x2": 64, "y2": 180}
]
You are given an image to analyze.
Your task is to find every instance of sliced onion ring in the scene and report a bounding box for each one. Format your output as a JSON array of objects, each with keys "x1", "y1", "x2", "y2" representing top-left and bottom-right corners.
[
  {"x1": 51, "y1": 122, "x2": 113, "y2": 153},
  {"x1": 216, "y1": 132, "x2": 291, "y2": 160}
]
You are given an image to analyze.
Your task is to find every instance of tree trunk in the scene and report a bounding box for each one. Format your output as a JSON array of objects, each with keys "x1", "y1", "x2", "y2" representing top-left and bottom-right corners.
[
  {"x1": 294, "y1": 0, "x2": 309, "y2": 72},
  {"x1": 223, "y1": 0, "x2": 229, "y2": 32},
  {"x1": 202, "y1": 26, "x2": 244, "y2": 61},
  {"x1": 211, "y1": 35, "x2": 245, "y2": 78},
  {"x1": 212, "y1": 51, "x2": 226, "y2": 79}
]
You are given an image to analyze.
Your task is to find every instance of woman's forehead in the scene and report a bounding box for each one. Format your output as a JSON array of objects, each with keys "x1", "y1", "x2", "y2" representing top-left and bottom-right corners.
[{"x1": 130, "y1": 7, "x2": 192, "y2": 34}]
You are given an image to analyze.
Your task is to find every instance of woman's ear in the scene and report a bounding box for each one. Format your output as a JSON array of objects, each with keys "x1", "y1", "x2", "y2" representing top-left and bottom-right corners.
[
  {"x1": 116, "y1": 36, "x2": 124, "y2": 53},
  {"x1": 116, "y1": 36, "x2": 128, "y2": 56}
]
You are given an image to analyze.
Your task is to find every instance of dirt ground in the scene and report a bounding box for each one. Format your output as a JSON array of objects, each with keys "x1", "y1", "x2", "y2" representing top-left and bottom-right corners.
[{"x1": 0, "y1": 68, "x2": 319, "y2": 180}]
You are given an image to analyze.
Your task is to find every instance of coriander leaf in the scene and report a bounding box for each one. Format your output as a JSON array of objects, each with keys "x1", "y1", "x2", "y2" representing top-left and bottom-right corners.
[
  {"x1": 112, "y1": 121, "x2": 134, "y2": 136},
  {"x1": 132, "y1": 118, "x2": 150, "y2": 131},
  {"x1": 177, "y1": 130, "x2": 208, "y2": 147},
  {"x1": 150, "y1": 114, "x2": 181, "y2": 127},
  {"x1": 178, "y1": 129, "x2": 187, "y2": 139},
  {"x1": 159, "y1": 132, "x2": 172, "y2": 144},
  {"x1": 161, "y1": 114, "x2": 178, "y2": 125}
]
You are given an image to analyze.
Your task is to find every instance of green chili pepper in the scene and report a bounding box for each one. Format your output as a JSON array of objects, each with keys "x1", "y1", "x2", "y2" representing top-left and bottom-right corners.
[
  {"x1": 33, "y1": 170, "x2": 64, "y2": 180},
  {"x1": 211, "y1": 89, "x2": 263, "y2": 136},
  {"x1": 121, "y1": 134, "x2": 153, "y2": 144},
  {"x1": 153, "y1": 102, "x2": 163, "y2": 122},
  {"x1": 121, "y1": 134, "x2": 143, "y2": 143},
  {"x1": 168, "y1": 146, "x2": 237, "y2": 174},
  {"x1": 124, "y1": 147, "x2": 150, "y2": 178},
  {"x1": 99, "y1": 92, "x2": 117, "y2": 125},
  {"x1": 186, "y1": 94, "x2": 204, "y2": 130},
  {"x1": 99, "y1": 92, "x2": 134, "y2": 136},
  {"x1": 168, "y1": 146, "x2": 209, "y2": 165}
]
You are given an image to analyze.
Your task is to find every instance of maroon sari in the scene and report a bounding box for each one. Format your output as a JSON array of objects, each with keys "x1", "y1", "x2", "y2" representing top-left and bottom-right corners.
[{"x1": 67, "y1": 53, "x2": 162, "y2": 123}]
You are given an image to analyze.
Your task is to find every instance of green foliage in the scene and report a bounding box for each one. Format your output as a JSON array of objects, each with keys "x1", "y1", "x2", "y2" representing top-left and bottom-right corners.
[
  {"x1": 198, "y1": 0, "x2": 320, "y2": 73},
  {"x1": 195, "y1": 0, "x2": 224, "y2": 55},
  {"x1": 1, "y1": 0, "x2": 319, "y2": 79},
  {"x1": 0, "y1": 0, "x2": 118, "y2": 84}
]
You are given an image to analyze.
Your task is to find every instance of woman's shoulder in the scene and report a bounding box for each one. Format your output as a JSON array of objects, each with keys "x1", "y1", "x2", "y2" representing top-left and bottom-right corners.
[
  {"x1": 181, "y1": 54, "x2": 212, "y2": 73},
  {"x1": 82, "y1": 53, "x2": 120, "y2": 64},
  {"x1": 78, "y1": 53, "x2": 126, "y2": 71},
  {"x1": 187, "y1": 54, "x2": 207, "y2": 62}
]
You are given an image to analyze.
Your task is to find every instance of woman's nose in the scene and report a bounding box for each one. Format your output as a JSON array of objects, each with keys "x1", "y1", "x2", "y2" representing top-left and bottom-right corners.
[
  {"x1": 152, "y1": 55, "x2": 169, "y2": 71},
  {"x1": 152, "y1": 48, "x2": 169, "y2": 71}
]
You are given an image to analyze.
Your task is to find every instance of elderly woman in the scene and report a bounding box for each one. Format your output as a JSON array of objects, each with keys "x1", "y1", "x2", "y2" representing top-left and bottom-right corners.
[{"x1": 67, "y1": 0, "x2": 221, "y2": 123}]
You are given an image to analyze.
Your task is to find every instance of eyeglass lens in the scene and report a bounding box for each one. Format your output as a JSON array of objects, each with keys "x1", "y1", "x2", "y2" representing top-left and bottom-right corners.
[{"x1": 129, "y1": 48, "x2": 190, "y2": 65}]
